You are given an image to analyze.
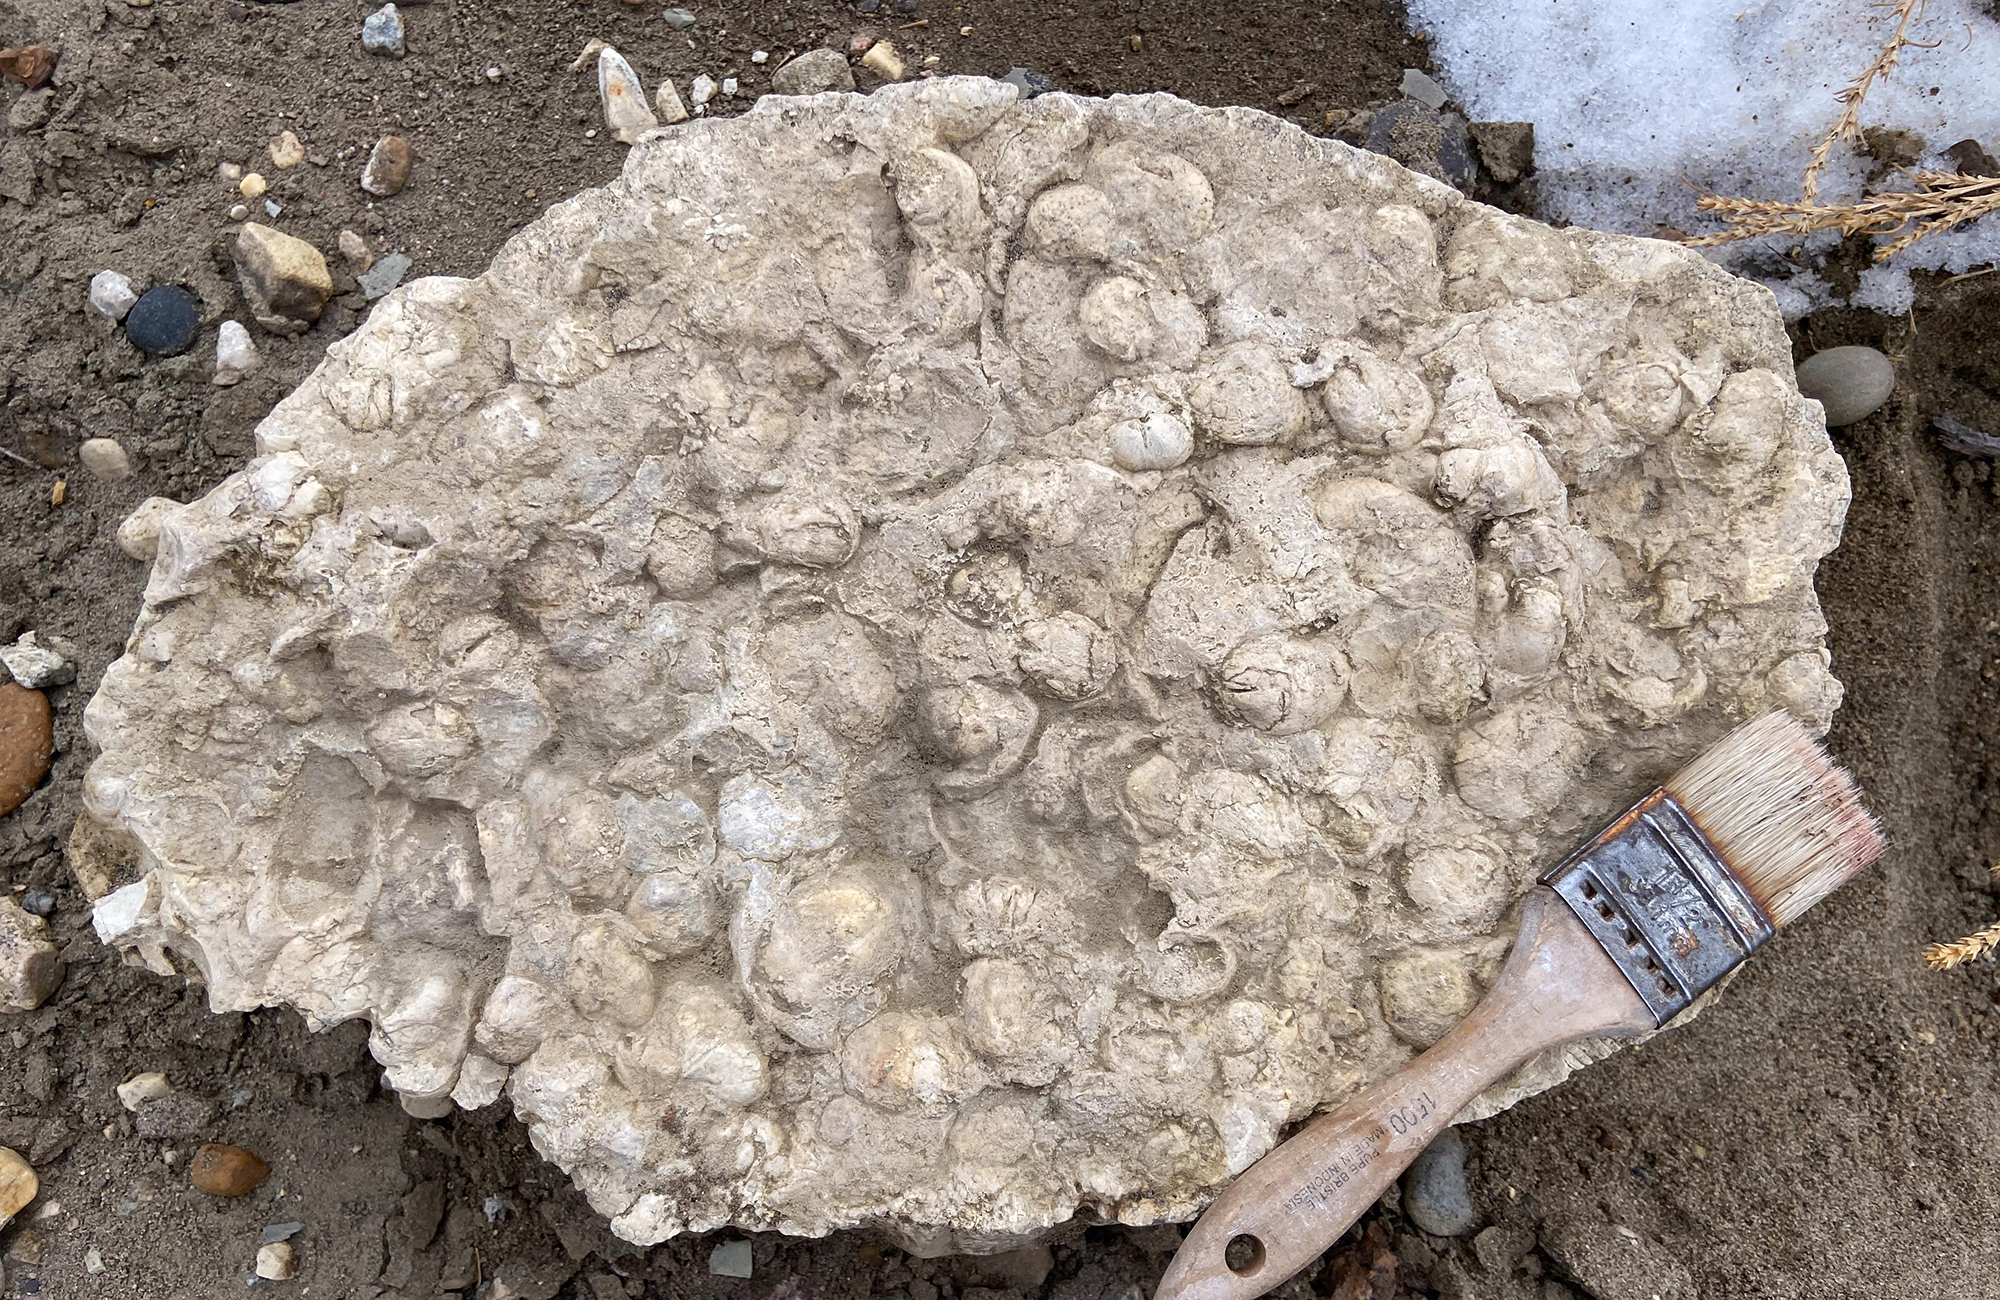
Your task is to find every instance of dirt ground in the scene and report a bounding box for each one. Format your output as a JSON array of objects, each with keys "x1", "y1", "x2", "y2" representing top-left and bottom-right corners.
[{"x1": 3, "y1": 1, "x2": 1999, "y2": 1298}]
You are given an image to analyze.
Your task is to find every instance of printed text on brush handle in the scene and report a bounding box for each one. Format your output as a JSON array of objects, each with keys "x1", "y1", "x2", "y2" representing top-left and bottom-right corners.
[{"x1": 1281, "y1": 1091, "x2": 1434, "y2": 1212}]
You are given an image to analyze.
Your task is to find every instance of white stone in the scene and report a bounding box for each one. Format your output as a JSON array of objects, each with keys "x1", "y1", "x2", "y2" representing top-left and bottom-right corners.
[
  {"x1": 79, "y1": 437, "x2": 132, "y2": 482},
  {"x1": 1, "y1": 633, "x2": 74, "y2": 688},
  {"x1": 860, "y1": 41, "x2": 905, "y2": 81},
  {"x1": 654, "y1": 79, "x2": 689, "y2": 125},
  {"x1": 255, "y1": 1241, "x2": 299, "y2": 1281},
  {"x1": 721, "y1": 77, "x2": 738, "y2": 98},
  {"x1": 214, "y1": 320, "x2": 261, "y2": 387},
  {"x1": 116, "y1": 497, "x2": 181, "y2": 562},
  {"x1": 89, "y1": 271, "x2": 138, "y2": 322},
  {"x1": 690, "y1": 73, "x2": 717, "y2": 106},
  {"x1": 117, "y1": 1072, "x2": 172, "y2": 1111},
  {"x1": 751, "y1": 50, "x2": 768, "y2": 65},
  {"x1": 76, "y1": 81, "x2": 1854, "y2": 1252},
  {"x1": 597, "y1": 47, "x2": 658, "y2": 145}
]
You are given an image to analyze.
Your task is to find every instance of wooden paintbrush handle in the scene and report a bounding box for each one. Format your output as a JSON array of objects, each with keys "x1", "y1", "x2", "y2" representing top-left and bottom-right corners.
[{"x1": 1153, "y1": 888, "x2": 1656, "y2": 1300}]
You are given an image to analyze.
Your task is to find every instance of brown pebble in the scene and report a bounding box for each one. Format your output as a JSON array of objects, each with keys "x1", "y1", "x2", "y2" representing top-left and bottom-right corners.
[
  {"x1": 189, "y1": 1143, "x2": 271, "y2": 1197},
  {"x1": 0, "y1": 684, "x2": 53, "y2": 817},
  {"x1": 0, "y1": 45, "x2": 56, "y2": 90},
  {"x1": 360, "y1": 135, "x2": 414, "y2": 197}
]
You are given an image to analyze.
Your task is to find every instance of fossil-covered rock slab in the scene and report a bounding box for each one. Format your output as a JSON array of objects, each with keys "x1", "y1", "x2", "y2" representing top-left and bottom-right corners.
[{"x1": 78, "y1": 80, "x2": 1851, "y2": 1249}]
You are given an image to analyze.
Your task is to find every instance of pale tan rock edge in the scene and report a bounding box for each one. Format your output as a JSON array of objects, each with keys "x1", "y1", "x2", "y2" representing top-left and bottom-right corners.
[{"x1": 74, "y1": 80, "x2": 1850, "y2": 1251}]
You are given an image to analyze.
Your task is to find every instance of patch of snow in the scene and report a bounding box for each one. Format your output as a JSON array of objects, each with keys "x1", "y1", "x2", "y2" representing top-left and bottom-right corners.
[{"x1": 1409, "y1": 0, "x2": 2000, "y2": 312}]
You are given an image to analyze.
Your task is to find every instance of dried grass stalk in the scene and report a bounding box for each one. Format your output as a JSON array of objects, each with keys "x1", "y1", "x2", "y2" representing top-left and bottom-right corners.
[
  {"x1": 1923, "y1": 919, "x2": 2000, "y2": 971},
  {"x1": 1800, "y1": 0, "x2": 1932, "y2": 203},
  {"x1": 1689, "y1": 172, "x2": 2000, "y2": 260}
]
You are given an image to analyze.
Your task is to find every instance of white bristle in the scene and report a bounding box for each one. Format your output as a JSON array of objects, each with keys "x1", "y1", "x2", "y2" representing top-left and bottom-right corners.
[{"x1": 1662, "y1": 711, "x2": 1885, "y2": 927}]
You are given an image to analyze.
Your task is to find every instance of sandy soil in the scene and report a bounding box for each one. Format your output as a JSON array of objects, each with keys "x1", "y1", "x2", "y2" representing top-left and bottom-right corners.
[{"x1": 3, "y1": 2, "x2": 1998, "y2": 1298}]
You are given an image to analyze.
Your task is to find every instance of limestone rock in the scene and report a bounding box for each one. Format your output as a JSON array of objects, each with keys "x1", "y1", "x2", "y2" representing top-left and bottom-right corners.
[
  {"x1": 116, "y1": 496, "x2": 181, "y2": 561},
  {"x1": 76, "y1": 81, "x2": 1852, "y2": 1249},
  {"x1": 0, "y1": 898, "x2": 61, "y2": 1011},
  {"x1": 89, "y1": 270, "x2": 138, "y2": 322},
  {"x1": 214, "y1": 319, "x2": 262, "y2": 387},
  {"x1": 232, "y1": 223, "x2": 331, "y2": 336}
]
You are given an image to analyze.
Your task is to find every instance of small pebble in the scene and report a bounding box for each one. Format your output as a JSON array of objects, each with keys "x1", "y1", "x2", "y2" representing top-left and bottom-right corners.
[
  {"x1": 256, "y1": 1241, "x2": 299, "y2": 1281},
  {"x1": 0, "y1": 680, "x2": 51, "y2": 808},
  {"x1": 218, "y1": 161, "x2": 243, "y2": 183},
  {"x1": 79, "y1": 438, "x2": 133, "y2": 482},
  {"x1": 859, "y1": 39, "x2": 904, "y2": 80},
  {"x1": 123, "y1": 286, "x2": 202, "y2": 356},
  {"x1": 264, "y1": 198, "x2": 283, "y2": 219},
  {"x1": 19, "y1": 888, "x2": 54, "y2": 918},
  {"x1": 214, "y1": 320, "x2": 262, "y2": 386},
  {"x1": 50, "y1": 480, "x2": 64, "y2": 507},
  {"x1": 117, "y1": 496, "x2": 180, "y2": 562},
  {"x1": 338, "y1": 229, "x2": 375, "y2": 272},
  {"x1": 709, "y1": 1239, "x2": 753, "y2": 1278},
  {"x1": 0, "y1": 898, "x2": 61, "y2": 1011},
  {"x1": 362, "y1": 3, "x2": 406, "y2": 57},
  {"x1": 721, "y1": 76, "x2": 738, "y2": 97},
  {"x1": 598, "y1": 47, "x2": 658, "y2": 144},
  {"x1": 190, "y1": 1144, "x2": 271, "y2": 1198},
  {"x1": 485, "y1": 65, "x2": 503, "y2": 82},
  {"x1": 1795, "y1": 345, "x2": 1895, "y2": 428},
  {"x1": 261, "y1": 1222, "x2": 306, "y2": 1244},
  {"x1": 770, "y1": 48, "x2": 854, "y2": 96},
  {"x1": 0, "y1": 634, "x2": 73, "y2": 690},
  {"x1": 1001, "y1": 66, "x2": 1053, "y2": 98},
  {"x1": 690, "y1": 73, "x2": 717, "y2": 106},
  {"x1": 1400, "y1": 67, "x2": 1450, "y2": 110},
  {"x1": 117, "y1": 1072, "x2": 173, "y2": 1112},
  {"x1": 233, "y1": 222, "x2": 332, "y2": 335},
  {"x1": 662, "y1": 7, "x2": 696, "y2": 29},
  {"x1": 857, "y1": 0, "x2": 879, "y2": 12},
  {"x1": 1401, "y1": 1128, "x2": 1476, "y2": 1236},
  {"x1": 356, "y1": 251, "x2": 413, "y2": 301},
  {"x1": 751, "y1": 50, "x2": 768, "y2": 64},
  {"x1": 89, "y1": 270, "x2": 138, "y2": 322},
  {"x1": 228, "y1": 203, "x2": 249, "y2": 221},
  {"x1": 239, "y1": 172, "x2": 268, "y2": 199},
  {"x1": 1128, "y1": 33, "x2": 1141, "y2": 51},
  {"x1": 268, "y1": 129, "x2": 305, "y2": 169},
  {"x1": 0, "y1": 1149, "x2": 37, "y2": 1232},
  {"x1": 83, "y1": 1247, "x2": 104, "y2": 1275},
  {"x1": 360, "y1": 135, "x2": 413, "y2": 197},
  {"x1": 893, "y1": 0, "x2": 917, "y2": 13},
  {"x1": 1468, "y1": 121, "x2": 1536, "y2": 185},
  {"x1": 655, "y1": 79, "x2": 690, "y2": 125},
  {"x1": 0, "y1": 45, "x2": 57, "y2": 91}
]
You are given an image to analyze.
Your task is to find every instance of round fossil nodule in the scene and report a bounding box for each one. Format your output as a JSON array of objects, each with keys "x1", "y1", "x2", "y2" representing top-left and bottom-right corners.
[{"x1": 78, "y1": 79, "x2": 1853, "y2": 1251}]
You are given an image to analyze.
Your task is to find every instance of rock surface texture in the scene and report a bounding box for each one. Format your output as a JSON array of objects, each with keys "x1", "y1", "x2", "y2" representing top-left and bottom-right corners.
[{"x1": 76, "y1": 82, "x2": 1852, "y2": 1250}]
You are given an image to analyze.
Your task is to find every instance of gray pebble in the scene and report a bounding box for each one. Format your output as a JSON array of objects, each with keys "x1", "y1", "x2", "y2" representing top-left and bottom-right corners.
[
  {"x1": 1401, "y1": 1127, "x2": 1476, "y2": 1236},
  {"x1": 1, "y1": 633, "x2": 75, "y2": 689},
  {"x1": 1001, "y1": 66, "x2": 1054, "y2": 99},
  {"x1": 1368, "y1": 101, "x2": 1477, "y2": 192},
  {"x1": 1400, "y1": 68, "x2": 1449, "y2": 110},
  {"x1": 662, "y1": 7, "x2": 696, "y2": 29},
  {"x1": 1795, "y1": 345, "x2": 1895, "y2": 428},
  {"x1": 20, "y1": 889, "x2": 55, "y2": 918},
  {"x1": 357, "y1": 251, "x2": 413, "y2": 301},
  {"x1": 79, "y1": 437, "x2": 133, "y2": 482},
  {"x1": 261, "y1": 1222, "x2": 306, "y2": 1244},
  {"x1": 362, "y1": 4, "x2": 406, "y2": 57}
]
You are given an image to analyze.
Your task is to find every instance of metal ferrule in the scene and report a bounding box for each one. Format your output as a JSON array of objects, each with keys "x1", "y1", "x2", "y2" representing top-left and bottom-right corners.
[{"x1": 1539, "y1": 789, "x2": 1773, "y2": 1026}]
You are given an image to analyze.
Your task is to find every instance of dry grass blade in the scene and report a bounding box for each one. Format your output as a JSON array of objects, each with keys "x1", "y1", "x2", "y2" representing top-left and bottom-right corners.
[
  {"x1": 1688, "y1": 171, "x2": 2000, "y2": 260},
  {"x1": 1923, "y1": 919, "x2": 2000, "y2": 970},
  {"x1": 1800, "y1": 0, "x2": 1932, "y2": 203}
]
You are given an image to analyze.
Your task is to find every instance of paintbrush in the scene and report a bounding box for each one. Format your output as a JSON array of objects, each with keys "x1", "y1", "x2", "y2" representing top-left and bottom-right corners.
[{"x1": 1153, "y1": 711, "x2": 1885, "y2": 1300}]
